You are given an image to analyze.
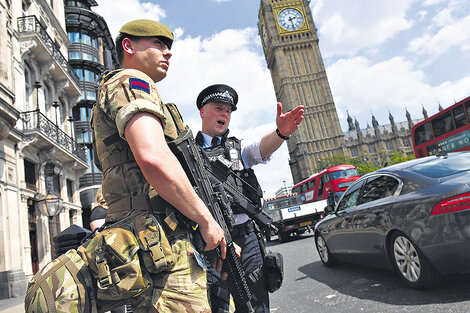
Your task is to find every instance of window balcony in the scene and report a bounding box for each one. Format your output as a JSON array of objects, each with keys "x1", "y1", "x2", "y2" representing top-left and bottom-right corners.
[
  {"x1": 17, "y1": 16, "x2": 81, "y2": 93},
  {"x1": 22, "y1": 110, "x2": 88, "y2": 165}
]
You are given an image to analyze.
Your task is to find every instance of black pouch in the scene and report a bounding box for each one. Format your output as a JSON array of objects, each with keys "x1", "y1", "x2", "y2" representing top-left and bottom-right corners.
[{"x1": 264, "y1": 251, "x2": 284, "y2": 293}]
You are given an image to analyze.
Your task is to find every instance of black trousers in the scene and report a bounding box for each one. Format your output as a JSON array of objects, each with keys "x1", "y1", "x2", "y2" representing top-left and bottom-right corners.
[{"x1": 207, "y1": 230, "x2": 269, "y2": 313}]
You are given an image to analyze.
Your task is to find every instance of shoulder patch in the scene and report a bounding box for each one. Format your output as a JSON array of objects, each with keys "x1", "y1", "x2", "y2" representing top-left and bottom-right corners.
[{"x1": 129, "y1": 78, "x2": 150, "y2": 94}]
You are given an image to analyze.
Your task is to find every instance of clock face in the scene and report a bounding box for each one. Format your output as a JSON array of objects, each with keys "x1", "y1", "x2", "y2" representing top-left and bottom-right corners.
[
  {"x1": 278, "y1": 8, "x2": 304, "y2": 31},
  {"x1": 261, "y1": 24, "x2": 268, "y2": 46}
]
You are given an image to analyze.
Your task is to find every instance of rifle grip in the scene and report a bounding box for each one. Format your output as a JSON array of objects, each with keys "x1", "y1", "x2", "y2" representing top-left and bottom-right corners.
[{"x1": 190, "y1": 229, "x2": 206, "y2": 254}]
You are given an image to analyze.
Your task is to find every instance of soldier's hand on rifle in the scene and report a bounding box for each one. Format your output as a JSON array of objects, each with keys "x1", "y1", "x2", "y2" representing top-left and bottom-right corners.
[{"x1": 199, "y1": 217, "x2": 227, "y2": 259}]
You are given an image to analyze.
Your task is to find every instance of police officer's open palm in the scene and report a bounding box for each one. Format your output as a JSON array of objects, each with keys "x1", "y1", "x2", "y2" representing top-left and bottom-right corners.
[
  {"x1": 276, "y1": 102, "x2": 304, "y2": 137},
  {"x1": 259, "y1": 102, "x2": 304, "y2": 159}
]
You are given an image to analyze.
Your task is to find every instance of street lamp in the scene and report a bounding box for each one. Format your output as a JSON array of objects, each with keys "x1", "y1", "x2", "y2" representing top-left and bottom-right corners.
[
  {"x1": 37, "y1": 192, "x2": 64, "y2": 217},
  {"x1": 37, "y1": 162, "x2": 64, "y2": 217}
]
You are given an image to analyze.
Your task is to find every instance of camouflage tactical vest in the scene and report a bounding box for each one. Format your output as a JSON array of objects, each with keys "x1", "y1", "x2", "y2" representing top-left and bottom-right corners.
[{"x1": 92, "y1": 68, "x2": 185, "y2": 209}]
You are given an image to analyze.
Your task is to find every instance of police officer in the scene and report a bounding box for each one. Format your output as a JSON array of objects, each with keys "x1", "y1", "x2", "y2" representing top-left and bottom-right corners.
[
  {"x1": 196, "y1": 84, "x2": 304, "y2": 313},
  {"x1": 92, "y1": 20, "x2": 226, "y2": 313}
]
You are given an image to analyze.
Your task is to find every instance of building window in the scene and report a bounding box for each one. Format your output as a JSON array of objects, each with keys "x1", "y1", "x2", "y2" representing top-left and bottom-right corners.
[
  {"x1": 403, "y1": 137, "x2": 411, "y2": 147},
  {"x1": 24, "y1": 159, "x2": 37, "y2": 190},
  {"x1": 24, "y1": 64, "x2": 33, "y2": 111},
  {"x1": 81, "y1": 33, "x2": 92, "y2": 46},
  {"x1": 350, "y1": 146, "x2": 358, "y2": 157},
  {"x1": 69, "y1": 52, "x2": 81, "y2": 59},
  {"x1": 76, "y1": 106, "x2": 92, "y2": 122},
  {"x1": 73, "y1": 68, "x2": 83, "y2": 80},
  {"x1": 77, "y1": 130, "x2": 90, "y2": 144},
  {"x1": 68, "y1": 32, "x2": 80, "y2": 43},
  {"x1": 386, "y1": 141, "x2": 394, "y2": 151},
  {"x1": 83, "y1": 69, "x2": 96, "y2": 82},
  {"x1": 368, "y1": 143, "x2": 377, "y2": 154},
  {"x1": 67, "y1": 179, "x2": 73, "y2": 202},
  {"x1": 22, "y1": 0, "x2": 30, "y2": 14},
  {"x1": 69, "y1": 210, "x2": 76, "y2": 225},
  {"x1": 86, "y1": 91, "x2": 96, "y2": 100}
]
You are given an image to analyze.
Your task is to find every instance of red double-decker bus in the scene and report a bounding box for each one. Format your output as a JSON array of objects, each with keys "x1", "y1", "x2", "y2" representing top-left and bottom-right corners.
[
  {"x1": 292, "y1": 164, "x2": 360, "y2": 204},
  {"x1": 412, "y1": 95, "x2": 470, "y2": 158}
]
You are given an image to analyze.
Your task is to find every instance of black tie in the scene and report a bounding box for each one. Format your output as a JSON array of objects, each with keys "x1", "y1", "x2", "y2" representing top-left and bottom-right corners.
[{"x1": 211, "y1": 136, "x2": 220, "y2": 147}]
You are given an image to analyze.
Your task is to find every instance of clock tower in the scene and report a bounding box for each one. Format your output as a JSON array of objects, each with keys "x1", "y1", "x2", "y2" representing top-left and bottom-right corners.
[{"x1": 258, "y1": 0, "x2": 345, "y2": 183}]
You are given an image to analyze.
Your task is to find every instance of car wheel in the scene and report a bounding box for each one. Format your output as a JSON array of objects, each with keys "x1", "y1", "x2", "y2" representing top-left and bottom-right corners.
[
  {"x1": 315, "y1": 234, "x2": 336, "y2": 267},
  {"x1": 278, "y1": 231, "x2": 289, "y2": 242},
  {"x1": 388, "y1": 232, "x2": 440, "y2": 289}
]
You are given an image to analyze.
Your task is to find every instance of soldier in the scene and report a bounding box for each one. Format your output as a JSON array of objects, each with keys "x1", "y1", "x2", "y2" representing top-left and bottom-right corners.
[
  {"x1": 92, "y1": 20, "x2": 226, "y2": 312},
  {"x1": 195, "y1": 84, "x2": 304, "y2": 313}
]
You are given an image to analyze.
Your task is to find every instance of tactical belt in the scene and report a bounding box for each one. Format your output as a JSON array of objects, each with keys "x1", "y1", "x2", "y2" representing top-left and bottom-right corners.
[
  {"x1": 106, "y1": 196, "x2": 151, "y2": 222},
  {"x1": 107, "y1": 194, "x2": 174, "y2": 227},
  {"x1": 231, "y1": 220, "x2": 255, "y2": 238}
]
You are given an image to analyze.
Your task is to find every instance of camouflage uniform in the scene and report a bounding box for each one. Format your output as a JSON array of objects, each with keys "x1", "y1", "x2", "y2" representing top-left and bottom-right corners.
[{"x1": 93, "y1": 68, "x2": 210, "y2": 313}]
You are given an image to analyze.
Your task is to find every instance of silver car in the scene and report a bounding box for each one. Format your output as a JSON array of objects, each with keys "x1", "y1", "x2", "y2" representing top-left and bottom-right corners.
[{"x1": 314, "y1": 152, "x2": 470, "y2": 289}]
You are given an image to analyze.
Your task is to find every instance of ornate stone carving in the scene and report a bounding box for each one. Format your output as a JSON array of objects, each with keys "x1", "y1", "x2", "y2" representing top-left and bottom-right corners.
[
  {"x1": 20, "y1": 40, "x2": 37, "y2": 56},
  {"x1": 40, "y1": 60, "x2": 55, "y2": 77}
]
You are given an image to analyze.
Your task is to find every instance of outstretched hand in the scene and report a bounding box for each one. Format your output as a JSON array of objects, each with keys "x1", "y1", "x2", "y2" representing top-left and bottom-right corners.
[{"x1": 276, "y1": 102, "x2": 304, "y2": 137}]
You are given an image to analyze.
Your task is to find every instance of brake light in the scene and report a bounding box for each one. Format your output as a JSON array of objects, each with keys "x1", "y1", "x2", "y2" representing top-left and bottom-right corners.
[{"x1": 431, "y1": 192, "x2": 470, "y2": 216}]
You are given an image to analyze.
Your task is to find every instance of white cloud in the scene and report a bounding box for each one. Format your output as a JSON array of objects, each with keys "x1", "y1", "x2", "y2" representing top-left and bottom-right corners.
[
  {"x1": 311, "y1": 0, "x2": 414, "y2": 57},
  {"x1": 157, "y1": 28, "x2": 286, "y2": 196},
  {"x1": 423, "y1": 0, "x2": 446, "y2": 5},
  {"x1": 409, "y1": 15, "x2": 470, "y2": 58},
  {"x1": 327, "y1": 56, "x2": 470, "y2": 129},
  {"x1": 93, "y1": 0, "x2": 166, "y2": 39}
]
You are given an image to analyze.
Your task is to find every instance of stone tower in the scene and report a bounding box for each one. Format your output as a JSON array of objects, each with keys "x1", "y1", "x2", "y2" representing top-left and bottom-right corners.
[{"x1": 258, "y1": 0, "x2": 345, "y2": 183}]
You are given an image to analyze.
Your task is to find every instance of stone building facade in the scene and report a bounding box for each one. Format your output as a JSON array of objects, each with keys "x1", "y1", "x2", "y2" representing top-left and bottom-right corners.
[
  {"x1": 343, "y1": 110, "x2": 422, "y2": 164},
  {"x1": 0, "y1": 0, "x2": 114, "y2": 299}
]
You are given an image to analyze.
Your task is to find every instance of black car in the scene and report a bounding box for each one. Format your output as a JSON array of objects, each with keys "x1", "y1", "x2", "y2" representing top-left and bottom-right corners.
[{"x1": 314, "y1": 152, "x2": 470, "y2": 289}]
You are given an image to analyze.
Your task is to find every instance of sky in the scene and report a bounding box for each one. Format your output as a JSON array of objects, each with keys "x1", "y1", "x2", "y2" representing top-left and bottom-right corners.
[{"x1": 94, "y1": 0, "x2": 470, "y2": 198}]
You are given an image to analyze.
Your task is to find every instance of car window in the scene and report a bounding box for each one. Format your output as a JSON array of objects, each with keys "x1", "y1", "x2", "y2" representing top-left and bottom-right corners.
[
  {"x1": 336, "y1": 180, "x2": 363, "y2": 211},
  {"x1": 359, "y1": 175, "x2": 400, "y2": 205}
]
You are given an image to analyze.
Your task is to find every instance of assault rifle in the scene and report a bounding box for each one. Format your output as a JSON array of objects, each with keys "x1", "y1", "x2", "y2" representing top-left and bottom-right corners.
[
  {"x1": 204, "y1": 153, "x2": 278, "y2": 235},
  {"x1": 169, "y1": 128, "x2": 254, "y2": 313}
]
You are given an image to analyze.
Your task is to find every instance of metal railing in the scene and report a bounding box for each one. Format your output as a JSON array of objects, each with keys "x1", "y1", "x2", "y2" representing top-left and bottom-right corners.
[
  {"x1": 17, "y1": 16, "x2": 80, "y2": 86},
  {"x1": 22, "y1": 110, "x2": 87, "y2": 162}
]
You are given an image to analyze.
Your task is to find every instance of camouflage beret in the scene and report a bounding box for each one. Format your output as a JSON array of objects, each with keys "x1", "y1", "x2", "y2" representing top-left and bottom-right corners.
[{"x1": 120, "y1": 19, "x2": 174, "y2": 48}]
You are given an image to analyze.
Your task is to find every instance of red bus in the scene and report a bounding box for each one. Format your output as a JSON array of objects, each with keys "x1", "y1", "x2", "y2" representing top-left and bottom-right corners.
[
  {"x1": 412, "y1": 95, "x2": 470, "y2": 158},
  {"x1": 292, "y1": 164, "x2": 360, "y2": 204}
]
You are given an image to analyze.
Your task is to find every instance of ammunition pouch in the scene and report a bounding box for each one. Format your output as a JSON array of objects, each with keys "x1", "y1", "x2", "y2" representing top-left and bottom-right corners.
[
  {"x1": 263, "y1": 251, "x2": 284, "y2": 293},
  {"x1": 82, "y1": 210, "x2": 174, "y2": 308}
]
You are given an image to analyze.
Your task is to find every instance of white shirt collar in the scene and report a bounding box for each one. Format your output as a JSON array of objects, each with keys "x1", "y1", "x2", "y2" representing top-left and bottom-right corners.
[{"x1": 200, "y1": 132, "x2": 221, "y2": 148}]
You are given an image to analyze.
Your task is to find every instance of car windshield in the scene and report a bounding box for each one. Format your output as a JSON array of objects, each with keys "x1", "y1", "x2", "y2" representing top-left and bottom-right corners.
[{"x1": 411, "y1": 154, "x2": 470, "y2": 178}]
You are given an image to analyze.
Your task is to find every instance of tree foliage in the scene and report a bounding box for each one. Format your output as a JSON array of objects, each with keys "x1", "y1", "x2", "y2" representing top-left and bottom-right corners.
[{"x1": 316, "y1": 151, "x2": 415, "y2": 175}]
